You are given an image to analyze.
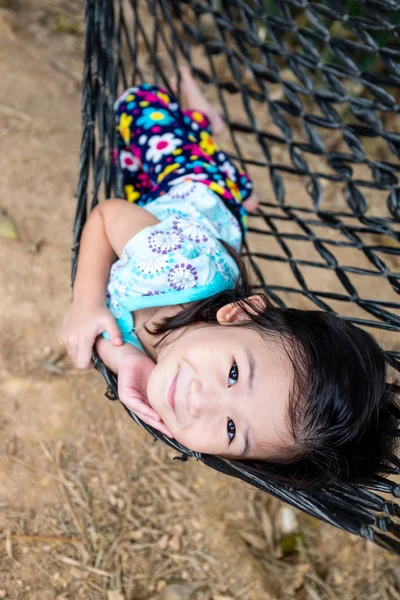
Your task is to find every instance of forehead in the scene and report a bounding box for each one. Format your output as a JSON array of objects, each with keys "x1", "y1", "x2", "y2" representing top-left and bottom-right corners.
[{"x1": 235, "y1": 329, "x2": 294, "y2": 459}]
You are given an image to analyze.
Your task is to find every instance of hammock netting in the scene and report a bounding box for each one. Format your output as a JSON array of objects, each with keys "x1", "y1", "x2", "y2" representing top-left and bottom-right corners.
[{"x1": 74, "y1": 0, "x2": 400, "y2": 553}]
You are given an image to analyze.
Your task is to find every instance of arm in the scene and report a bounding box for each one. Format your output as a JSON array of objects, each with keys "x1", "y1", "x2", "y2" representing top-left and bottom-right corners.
[
  {"x1": 63, "y1": 200, "x2": 172, "y2": 436},
  {"x1": 62, "y1": 200, "x2": 160, "y2": 368},
  {"x1": 73, "y1": 199, "x2": 160, "y2": 305}
]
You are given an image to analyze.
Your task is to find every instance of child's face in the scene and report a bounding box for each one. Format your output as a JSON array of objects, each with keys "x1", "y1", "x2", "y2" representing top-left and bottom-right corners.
[{"x1": 146, "y1": 317, "x2": 293, "y2": 459}]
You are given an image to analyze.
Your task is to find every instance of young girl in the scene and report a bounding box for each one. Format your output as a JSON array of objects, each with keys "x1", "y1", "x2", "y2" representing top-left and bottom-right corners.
[{"x1": 62, "y1": 67, "x2": 398, "y2": 488}]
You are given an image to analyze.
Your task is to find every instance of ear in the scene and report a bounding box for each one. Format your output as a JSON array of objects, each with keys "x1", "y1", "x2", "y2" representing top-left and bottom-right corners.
[{"x1": 216, "y1": 294, "x2": 267, "y2": 325}]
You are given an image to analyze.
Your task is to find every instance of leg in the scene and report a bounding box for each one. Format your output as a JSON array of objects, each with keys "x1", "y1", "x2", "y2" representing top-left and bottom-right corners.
[
  {"x1": 115, "y1": 83, "x2": 229, "y2": 202},
  {"x1": 170, "y1": 65, "x2": 225, "y2": 135},
  {"x1": 114, "y1": 84, "x2": 187, "y2": 195},
  {"x1": 242, "y1": 193, "x2": 260, "y2": 212},
  {"x1": 114, "y1": 146, "x2": 153, "y2": 205},
  {"x1": 114, "y1": 92, "x2": 154, "y2": 203},
  {"x1": 170, "y1": 67, "x2": 258, "y2": 209}
]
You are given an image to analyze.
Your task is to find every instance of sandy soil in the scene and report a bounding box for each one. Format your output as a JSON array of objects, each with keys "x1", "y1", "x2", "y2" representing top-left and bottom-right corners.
[{"x1": 1, "y1": 2, "x2": 400, "y2": 599}]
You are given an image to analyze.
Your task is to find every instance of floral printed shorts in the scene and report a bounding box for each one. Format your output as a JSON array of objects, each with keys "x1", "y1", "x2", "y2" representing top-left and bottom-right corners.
[{"x1": 114, "y1": 83, "x2": 254, "y2": 238}]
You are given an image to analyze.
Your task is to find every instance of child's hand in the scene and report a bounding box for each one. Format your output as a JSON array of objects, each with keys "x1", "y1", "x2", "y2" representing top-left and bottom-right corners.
[
  {"x1": 62, "y1": 302, "x2": 123, "y2": 369},
  {"x1": 118, "y1": 353, "x2": 173, "y2": 438}
]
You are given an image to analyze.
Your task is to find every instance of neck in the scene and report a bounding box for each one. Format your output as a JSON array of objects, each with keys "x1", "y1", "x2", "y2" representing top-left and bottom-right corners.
[{"x1": 134, "y1": 304, "x2": 186, "y2": 361}]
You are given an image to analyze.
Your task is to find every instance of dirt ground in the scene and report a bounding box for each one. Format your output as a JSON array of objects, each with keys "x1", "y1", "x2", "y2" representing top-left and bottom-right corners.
[{"x1": 1, "y1": 2, "x2": 400, "y2": 599}]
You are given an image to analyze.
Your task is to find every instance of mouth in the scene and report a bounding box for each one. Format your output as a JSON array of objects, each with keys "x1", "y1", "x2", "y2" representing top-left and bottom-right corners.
[{"x1": 168, "y1": 370, "x2": 179, "y2": 412}]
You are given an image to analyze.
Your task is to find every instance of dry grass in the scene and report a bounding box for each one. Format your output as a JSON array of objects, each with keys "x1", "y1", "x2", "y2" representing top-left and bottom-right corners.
[{"x1": 1, "y1": 1, "x2": 400, "y2": 599}]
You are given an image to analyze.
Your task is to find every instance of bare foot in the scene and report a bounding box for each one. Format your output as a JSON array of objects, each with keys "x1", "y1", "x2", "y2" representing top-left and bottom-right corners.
[
  {"x1": 242, "y1": 193, "x2": 260, "y2": 212},
  {"x1": 170, "y1": 65, "x2": 225, "y2": 135}
]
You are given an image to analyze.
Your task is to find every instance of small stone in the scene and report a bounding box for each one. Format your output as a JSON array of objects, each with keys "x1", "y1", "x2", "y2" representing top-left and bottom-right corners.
[
  {"x1": 168, "y1": 535, "x2": 181, "y2": 552},
  {"x1": 107, "y1": 591, "x2": 125, "y2": 600},
  {"x1": 331, "y1": 567, "x2": 344, "y2": 586},
  {"x1": 172, "y1": 523, "x2": 184, "y2": 536},
  {"x1": 157, "y1": 534, "x2": 169, "y2": 550},
  {"x1": 190, "y1": 518, "x2": 202, "y2": 530},
  {"x1": 156, "y1": 580, "x2": 167, "y2": 592}
]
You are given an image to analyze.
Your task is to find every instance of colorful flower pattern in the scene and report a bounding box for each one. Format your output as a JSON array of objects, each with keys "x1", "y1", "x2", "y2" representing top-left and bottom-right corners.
[
  {"x1": 120, "y1": 150, "x2": 140, "y2": 172},
  {"x1": 199, "y1": 131, "x2": 218, "y2": 155},
  {"x1": 113, "y1": 84, "x2": 253, "y2": 238},
  {"x1": 145, "y1": 133, "x2": 182, "y2": 163},
  {"x1": 136, "y1": 107, "x2": 175, "y2": 130}
]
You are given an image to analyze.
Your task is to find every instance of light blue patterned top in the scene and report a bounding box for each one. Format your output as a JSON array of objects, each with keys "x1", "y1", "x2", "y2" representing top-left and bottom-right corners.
[{"x1": 104, "y1": 181, "x2": 241, "y2": 352}]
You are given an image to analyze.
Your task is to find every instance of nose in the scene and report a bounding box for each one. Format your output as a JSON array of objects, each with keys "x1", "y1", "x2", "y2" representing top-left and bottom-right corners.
[{"x1": 188, "y1": 377, "x2": 217, "y2": 419}]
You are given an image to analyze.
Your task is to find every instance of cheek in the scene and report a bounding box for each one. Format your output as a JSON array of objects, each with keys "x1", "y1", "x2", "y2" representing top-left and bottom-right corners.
[
  {"x1": 146, "y1": 362, "x2": 166, "y2": 408},
  {"x1": 174, "y1": 423, "x2": 223, "y2": 455},
  {"x1": 176, "y1": 428, "x2": 205, "y2": 453}
]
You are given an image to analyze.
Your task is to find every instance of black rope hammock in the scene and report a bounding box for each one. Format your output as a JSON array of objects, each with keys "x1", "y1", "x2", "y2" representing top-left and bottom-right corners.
[{"x1": 74, "y1": 0, "x2": 400, "y2": 553}]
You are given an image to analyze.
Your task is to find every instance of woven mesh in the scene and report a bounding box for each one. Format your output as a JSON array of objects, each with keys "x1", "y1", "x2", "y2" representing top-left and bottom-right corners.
[{"x1": 74, "y1": 0, "x2": 400, "y2": 553}]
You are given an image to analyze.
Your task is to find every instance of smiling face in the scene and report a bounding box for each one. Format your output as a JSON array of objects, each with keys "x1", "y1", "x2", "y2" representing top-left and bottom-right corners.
[{"x1": 146, "y1": 302, "x2": 294, "y2": 459}]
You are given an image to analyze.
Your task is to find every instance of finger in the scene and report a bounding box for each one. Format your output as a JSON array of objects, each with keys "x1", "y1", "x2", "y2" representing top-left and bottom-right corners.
[
  {"x1": 134, "y1": 412, "x2": 173, "y2": 438},
  {"x1": 119, "y1": 395, "x2": 161, "y2": 421},
  {"x1": 75, "y1": 338, "x2": 93, "y2": 369},
  {"x1": 103, "y1": 316, "x2": 123, "y2": 346},
  {"x1": 64, "y1": 337, "x2": 78, "y2": 362},
  {"x1": 121, "y1": 399, "x2": 161, "y2": 421}
]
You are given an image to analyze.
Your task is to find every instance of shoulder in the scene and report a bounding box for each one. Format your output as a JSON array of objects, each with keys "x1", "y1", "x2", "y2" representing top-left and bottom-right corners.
[
  {"x1": 96, "y1": 199, "x2": 160, "y2": 257},
  {"x1": 122, "y1": 214, "x2": 240, "y2": 288}
]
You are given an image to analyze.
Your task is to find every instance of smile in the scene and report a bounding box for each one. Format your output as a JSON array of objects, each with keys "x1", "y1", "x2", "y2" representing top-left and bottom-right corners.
[{"x1": 168, "y1": 371, "x2": 179, "y2": 412}]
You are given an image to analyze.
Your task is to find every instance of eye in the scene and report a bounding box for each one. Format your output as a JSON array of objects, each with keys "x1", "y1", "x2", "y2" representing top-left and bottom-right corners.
[
  {"x1": 227, "y1": 418, "x2": 236, "y2": 443},
  {"x1": 228, "y1": 361, "x2": 239, "y2": 387}
]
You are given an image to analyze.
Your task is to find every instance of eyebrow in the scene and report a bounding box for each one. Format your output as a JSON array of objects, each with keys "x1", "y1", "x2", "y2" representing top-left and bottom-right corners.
[
  {"x1": 238, "y1": 349, "x2": 256, "y2": 458},
  {"x1": 241, "y1": 425, "x2": 252, "y2": 458},
  {"x1": 245, "y1": 348, "x2": 256, "y2": 392}
]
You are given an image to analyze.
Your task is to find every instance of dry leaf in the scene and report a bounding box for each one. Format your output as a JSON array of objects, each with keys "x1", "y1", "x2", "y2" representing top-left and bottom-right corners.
[
  {"x1": 286, "y1": 563, "x2": 310, "y2": 594},
  {"x1": 260, "y1": 508, "x2": 274, "y2": 549},
  {"x1": 70, "y1": 567, "x2": 88, "y2": 579},
  {"x1": 0, "y1": 209, "x2": 18, "y2": 240},
  {"x1": 107, "y1": 591, "x2": 125, "y2": 600},
  {"x1": 238, "y1": 531, "x2": 266, "y2": 551},
  {"x1": 305, "y1": 585, "x2": 322, "y2": 600},
  {"x1": 5, "y1": 529, "x2": 12, "y2": 560},
  {"x1": 275, "y1": 533, "x2": 304, "y2": 558}
]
